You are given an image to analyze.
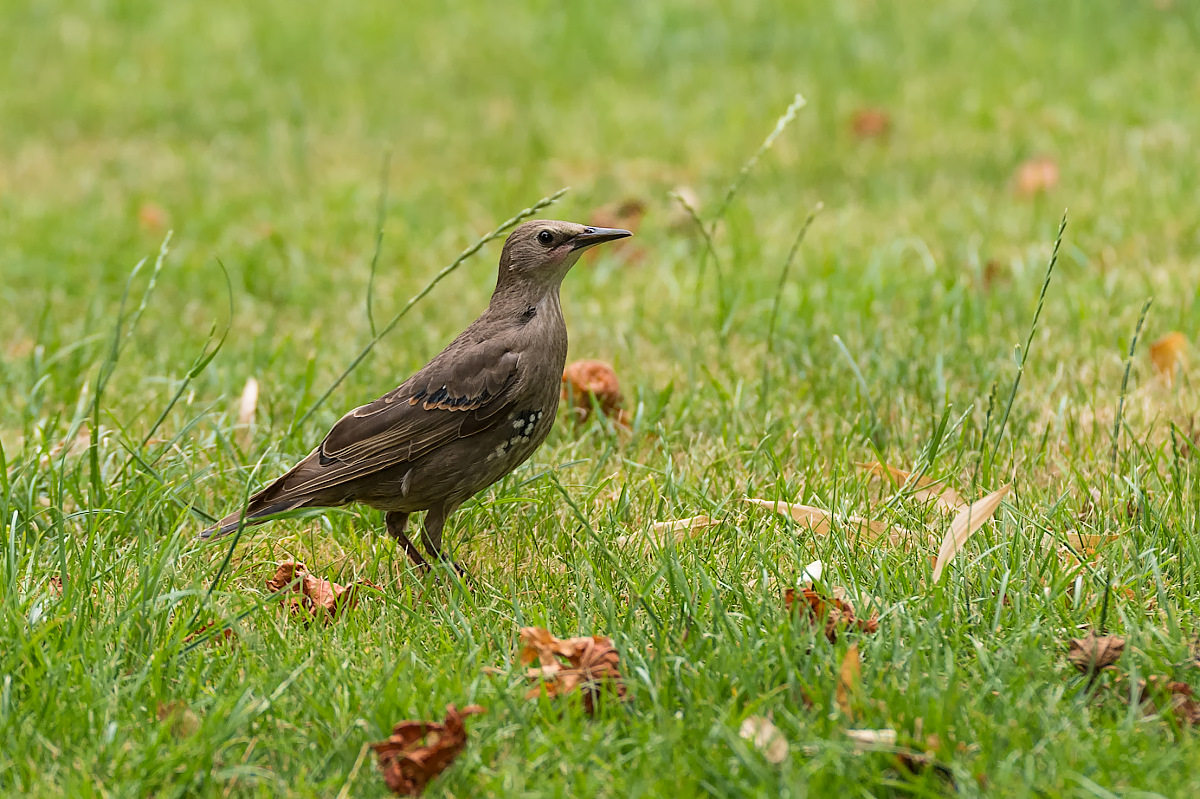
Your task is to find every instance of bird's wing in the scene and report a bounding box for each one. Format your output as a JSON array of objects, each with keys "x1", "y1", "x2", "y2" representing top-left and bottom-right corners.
[{"x1": 274, "y1": 344, "x2": 521, "y2": 497}]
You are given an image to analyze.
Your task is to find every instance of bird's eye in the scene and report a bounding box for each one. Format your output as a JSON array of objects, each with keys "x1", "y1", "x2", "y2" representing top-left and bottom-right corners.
[{"x1": 537, "y1": 230, "x2": 554, "y2": 246}]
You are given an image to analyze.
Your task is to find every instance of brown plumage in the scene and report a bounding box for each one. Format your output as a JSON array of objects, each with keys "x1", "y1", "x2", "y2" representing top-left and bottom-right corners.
[{"x1": 202, "y1": 220, "x2": 631, "y2": 569}]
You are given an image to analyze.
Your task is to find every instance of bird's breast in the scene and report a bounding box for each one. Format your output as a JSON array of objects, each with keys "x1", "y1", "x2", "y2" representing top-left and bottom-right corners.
[{"x1": 484, "y1": 407, "x2": 551, "y2": 463}]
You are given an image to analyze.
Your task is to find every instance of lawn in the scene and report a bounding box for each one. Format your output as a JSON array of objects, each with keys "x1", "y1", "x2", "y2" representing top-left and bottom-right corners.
[{"x1": 3, "y1": 0, "x2": 1200, "y2": 796}]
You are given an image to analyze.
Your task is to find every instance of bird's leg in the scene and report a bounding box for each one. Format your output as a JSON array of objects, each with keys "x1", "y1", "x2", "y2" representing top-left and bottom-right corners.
[
  {"x1": 385, "y1": 511, "x2": 429, "y2": 571},
  {"x1": 421, "y1": 502, "x2": 466, "y2": 576}
]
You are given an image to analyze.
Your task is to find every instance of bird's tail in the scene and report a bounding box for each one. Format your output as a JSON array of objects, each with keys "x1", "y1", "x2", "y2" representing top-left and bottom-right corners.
[
  {"x1": 199, "y1": 497, "x2": 309, "y2": 540},
  {"x1": 199, "y1": 449, "x2": 326, "y2": 540}
]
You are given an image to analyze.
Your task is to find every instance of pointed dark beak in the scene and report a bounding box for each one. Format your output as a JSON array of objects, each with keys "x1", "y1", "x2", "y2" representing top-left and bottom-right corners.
[{"x1": 570, "y1": 226, "x2": 633, "y2": 251}]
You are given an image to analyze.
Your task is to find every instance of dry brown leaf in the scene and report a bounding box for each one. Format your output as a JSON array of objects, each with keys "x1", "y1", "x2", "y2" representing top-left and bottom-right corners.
[
  {"x1": 982, "y1": 259, "x2": 1006, "y2": 292},
  {"x1": 850, "y1": 108, "x2": 892, "y2": 139},
  {"x1": 1067, "y1": 633, "x2": 1125, "y2": 673},
  {"x1": 616, "y1": 515, "x2": 717, "y2": 550},
  {"x1": 666, "y1": 185, "x2": 703, "y2": 232},
  {"x1": 857, "y1": 461, "x2": 966, "y2": 512},
  {"x1": 931, "y1": 485, "x2": 1011, "y2": 582},
  {"x1": 265, "y1": 561, "x2": 379, "y2": 622},
  {"x1": 785, "y1": 585, "x2": 879, "y2": 642},
  {"x1": 1149, "y1": 332, "x2": 1187, "y2": 384},
  {"x1": 183, "y1": 619, "x2": 237, "y2": 647},
  {"x1": 739, "y1": 716, "x2": 789, "y2": 763},
  {"x1": 371, "y1": 703, "x2": 485, "y2": 796},
  {"x1": 138, "y1": 202, "x2": 170, "y2": 232},
  {"x1": 743, "y1": 498, "x2": 903, "y2": 540},
  {"x1": 845, "y1": 728, "x2": 897, "y2": 749},
  {"x1": 1139, "y1": 676, "x2": 1200, "y2": 725},
  {"x1": 237, "y1": 377, "x2": 259, "y2": 448},
  {"x1": 562, "y1": 360, "x2": 625, "y2": 425},
  {"x1": 518, "y1": 627, "x2": 626, "y2": 714},
  {"x1": 156, "y1": 701, "x2": 201, "y2": 738},
  {"x1": 836, "y1": 643, "x2": 861, "y2": 720},
  {"x1": 237, "y1": 377, "x2": 259, "y2": 450},
  {"x1": 1015, "y1": 156, "x2": 1059, "y2": 196},
  {"x1": 5, "y1": 337, "x2": 35, "y2": 359},
  {"x1": 42, "y1": 423, "x2": 107, "y2": 466},
  {"x1": 1041, "y1": 531, "x2": 1120, "y2": 562},
  {"x1": 47, "y1": 576, "x2": 63, "y2": 597},
  {"x1": 587, "y1": 199, "x2": 646, "y2": 263}
]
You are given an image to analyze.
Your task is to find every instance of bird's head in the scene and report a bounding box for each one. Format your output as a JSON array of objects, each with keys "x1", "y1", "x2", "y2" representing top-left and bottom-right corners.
[{"x1": 498, "y1": 220, "x2": 631, "y2": 288}]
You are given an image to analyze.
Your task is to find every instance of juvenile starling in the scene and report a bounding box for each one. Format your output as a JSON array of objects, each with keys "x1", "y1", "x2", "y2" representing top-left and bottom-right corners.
[{"x1": 203, "y1": 220, "x2": 631, "y2": 570}]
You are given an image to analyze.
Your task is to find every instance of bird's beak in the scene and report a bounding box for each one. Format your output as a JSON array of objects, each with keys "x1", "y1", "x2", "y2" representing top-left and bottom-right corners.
[{"x1": 570, "y1": 226, "x2": 633, "y2": 251}]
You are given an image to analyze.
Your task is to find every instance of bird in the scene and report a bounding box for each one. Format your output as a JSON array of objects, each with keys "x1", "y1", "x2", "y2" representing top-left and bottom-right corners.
[{"x1": 202, "y1": 220, "x2": 632, "y2": 571}]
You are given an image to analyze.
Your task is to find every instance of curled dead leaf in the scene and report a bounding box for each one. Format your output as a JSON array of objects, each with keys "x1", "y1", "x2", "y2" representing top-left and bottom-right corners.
[
  {"x1": 518, "y1": 627, "x2": 626, "y2": 714},
  {"x1": 856, "y1": 461, "x2": 966, "y2": 512},
  {"x1": 785, "y1": 585, "x2": 878, "y2": 643},
  {"x1": 1015, "y1": 156, "x2": 1059, "y2": 196},
  {"x1": 1139, "y1": 676, "x2": 1200, "y2": 725},
  {"x1": 156, "y1": 700, "x2": 201, "y2": 738},
  {"x1": 836, "y1": 643, "x2": 861, "y2": 720},
  {"x1": 739, "y1": 716, "x2": 789, "y2": 763},
  {"x1": 587, "y1": 199, "x2": 646, "y2": 263},
  {"x1": 138, "y1": 202, "x2": 170, "y2": 232},
  {"x1": 1149, "y1": 332, "x2": 1187, "y2": 384},
  {"x1": 616, "y1": 515, "x2": 717, "y2": 550},
  {"x1": 931, "y1": 485, "x2": 1011, "y2": 583},
  {"x1": 562, "y1": 360, "x2": 625, "y2": 425},
  {"x1": 850, "y1": 108, "x2": 892, "y2": 139},
  {"x1": 237, "y1": 376, "x2": 260, "y2": 450},
  {"x1": 845, "y1": 728, "x2": 897, "y2": 749},
  {"x1": 1041, "y1": 531, "x2": 1120, "y2": 563},
  {"x1": 265, "y1": 561, "x2": 380, "y2": 622},
  {"x1": 1067, "y1": 633, "x2": 1125, "y2": 673},
  {"x1": 745, "y1": 498, "x2": 890, "y2": 538},
  {"x1": 183, "y1": 619, "x2": 237, "y2": 647},
  {"x1": 371, "y1": 704, "x2": 485, "y2": 796},
  {"x1": 666, "y1": 185, "x2": 702, "y2": 233}
]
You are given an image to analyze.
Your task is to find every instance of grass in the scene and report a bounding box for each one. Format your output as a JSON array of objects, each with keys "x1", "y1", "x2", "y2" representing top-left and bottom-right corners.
[{"x1": 3, "y1": 0, "x2": 1200, "y2": 795}]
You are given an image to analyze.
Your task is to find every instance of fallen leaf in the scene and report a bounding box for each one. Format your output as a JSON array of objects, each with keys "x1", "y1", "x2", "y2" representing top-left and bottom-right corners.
[
  {"x1": 785, "y1": 585, "x2": 879, "y2": 642},
  {"x1": 1067, "y1": 633, "x2": 1125, "y2": 673},
  {"x1": 850, "y1": 108, "x2": 891, "y2": 139},
  {"x1": 183, "y1": 619, "x2": 237, "y2": 647},
  {"x1": 743, "y1": 498, "x2": 909, "y2": 541},
  {"x1": 587, "y1": 199, "x2": 646, "y2": 262},
  {"x1": 1041, "y1": 531, "x2": 1120, "y2": 562},
  {"x1": 836, "y1": 643, "x2": 861, "y2": 720},
  {"x1": 518, "y1": 627, "x2": 626, "y2": 714},
  {"x1": 562, "y1": 360, "x2": 625, "y2": 425},
  {"x1": 857, "y1": 461, "x2": 966, "y2": 512},
  {"x1": 616, "y1": 515, "x2": 717, "y2": 550},
  {"x1": 47, "y1": 576, "x2": 63, "y2": 597},
  {"x1": 1015, "y1": 156, "x2": 1059, "y2": 196},
  {"x1": 371, "y1": 703, "x2": 485, "y2": 796},
  {"x1": 41, "y1": 423, "x2": 107, "y2": 466},
  {"x1": 982, "y1": 259, "x2": 1005, "y2": 291},
  {"x1": 5, "y1": 337, "x2": 35, "y2": 359},
  {"x1": 739, "y1": 716, "x2": 789, "y2": 763},
  {"x1": 931, "y1": 485, "x2": 1011, "y2": 582},
  {"x1": 156, "y1": 700, "x2": 201, "y2": 738},
  {"x1": 237, "y1": 377, "x2": 259, "y2": 448},
  {"x1": 845, "y1": 728, "x2": 897, "y2": 749},
  {"x1": 800, "y1": 560, "x2": 823, "y2": 584},
  {"x1": 666, "y1": 185, "x2": 703, "y2": 233},
  {"x1": 1139, "y1": 676, "x2": 1200, "y2": 725},
  {"x1": 265, "y1": 562, "x2": 379, "y2": 622},
  {"x1": 1149, "y1": 332, "x2": 1187, "y2": 384},
  {"x1": 138, "y1": 202, "x2": 170, "y2": 232}
]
